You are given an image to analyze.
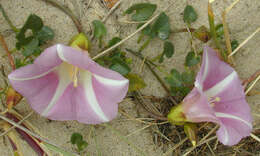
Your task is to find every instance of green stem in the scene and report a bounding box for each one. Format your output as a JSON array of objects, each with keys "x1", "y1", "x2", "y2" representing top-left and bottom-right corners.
[
  {"x1": 43, "y1": 0, "x2": 83, "y2": 34},
  {"x1": 0, "y1": 4, "x2": 19, "y2": 33},
  {"x1": 208, "y1": 3, "x2": 226, "y2": 60},
  {"x1": 138, "y1": 37, "x2": 152, "y2": 52},
  {"x1": 126, "y1": 48, "x2": 178, "y2": 105}
]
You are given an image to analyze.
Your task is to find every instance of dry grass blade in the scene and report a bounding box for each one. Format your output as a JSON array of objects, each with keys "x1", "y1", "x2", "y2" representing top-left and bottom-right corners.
[
  {"x1": 222, "y1": 0, "x2": 240, "y2": 63},
  {"x1": 102, "y1": 0, "x2": 123, "y2": 23},
  {"x1": 86, "y1": 0, "x2": 93, "y2": 9},
  {"x1": 250, "y1": 133, "x2": 260, "y2": 143},
  {"x1": 0, "y1": 34, "x2": 15, "y2": 70},
  {"x1": 126, "y1": 124, "x2": 151, "y2": 137},
  {"x1": 92, "y1": 3, "x2": 173, "y2": 60},
  {"x1": 0, "y1": 114, "x2": 79, "y2": 156},
  {"x1": 182, "y1": 125, "x2": 219, "y2": 156},
  {"x1": 245, "y1": 74, "x2": 260, "y2": 95},
  {"x1": 163, "y1": 138, "x2": 188, "y2": 156},
  {"x1": 43, "y1": 0, "x2": 83, "y2": 33},
  {"x1": 183, "y1": 136, "x2": 217, "y2": 156},
  {"x1": 0, "y1": 111, "x2": 33, "y2": 137},
  {"x1": 229, "y1": 27, "x2": 260, "y2": 57}
]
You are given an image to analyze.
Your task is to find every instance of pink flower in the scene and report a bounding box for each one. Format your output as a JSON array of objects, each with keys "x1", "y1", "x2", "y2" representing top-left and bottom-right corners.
[
  {"x1": 8, "y1": 44, "x2": 129, "y2": 124},
  {"x1": 168, "y1": 46, "x2": 252, "y2": 146}
]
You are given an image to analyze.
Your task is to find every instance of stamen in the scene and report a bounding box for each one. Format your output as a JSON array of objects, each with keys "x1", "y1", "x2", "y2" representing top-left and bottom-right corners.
[
  {"x1": 73, "y1": 67, "x2": 79, "y2": 87},
  {"x1": 209, "y1": 97, "x2": 221, "y2": 107}
]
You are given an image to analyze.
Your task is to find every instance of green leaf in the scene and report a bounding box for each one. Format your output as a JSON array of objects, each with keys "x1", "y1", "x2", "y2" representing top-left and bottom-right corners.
[
  {"x1": 15, "y1": 14, "x2": 54, "y2": 57},
  {"x1": 109, "y1": 58, "x2": 131, "y2": 75},
  {"x1": 159, "y1": 41, "x2": 174, "y2": 63},
  {"x1": 21, "y1": 38, "x2": 41, "y2": 56},
  {"x1": 35, "y1": 26, "x2": 54, "y2": 45},
  {"x1": 108, "y1": 37, "x2": 122, "y2": 48},
  {"x1": 124, "y1": 3, "x2": 157, "y2": 21},
  {"x1": 185, "y1": 51, "x2": 200, "y2": 67},
  {"x1": 216, "y1": 24, "x2": 224, "y2": 38},
  {"x1": 165, "y1": 69, "x2": 183, "y2": 88},
  {"x1": 151, "y1": 12, "x2": 171, "y2": 40},
  {"x1": 163, "y1": 41, "x2": 174, "y2": 58},
  {"x1": 76, "y1": 140, "x2": 88, "y2": 152},
  {"x1": 70, "y1": 133, "x2": 83, "y2": 145},
  {"x1": 126, "y1": 73, "x2": 146, "y2": 92},
  {"x1": 15, "y1": 58, "x2": 26, "y2": 69},
  {"x1": 92, "y1": 20, "x2": 107, "y2": 39},
  {"x1": 137, "y1": 24, "x2": 156, "y2": 38},
  {"x1": 16, "y1": 14, "x2": 43, "y2": 48},
  {"x1": 183, "y1": 5, "x2": 198, "y2": 24},
  {"x1": 181, "y1": 70, "x2": 195, "y2": 85},
  {"x1": 231, "y1": 40, "x2": 239, "y2": 51}
]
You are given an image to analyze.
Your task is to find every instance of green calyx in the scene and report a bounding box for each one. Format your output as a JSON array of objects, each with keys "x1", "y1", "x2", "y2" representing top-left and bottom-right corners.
[
  {"x1": 167, "y1": 104, "x2": 188, "y2": 125},
  {"x1": 69, "y1": 33, "x2": 90, "y2": 51},
  {"x1": 184, "y1": 123, "x2": 197, "y2": 146}
]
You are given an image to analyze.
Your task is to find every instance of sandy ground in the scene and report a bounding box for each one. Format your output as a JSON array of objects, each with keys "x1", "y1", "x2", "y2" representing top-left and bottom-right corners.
[{"x1": 0, "y1": 0, "x2": 260, "y2": 155}]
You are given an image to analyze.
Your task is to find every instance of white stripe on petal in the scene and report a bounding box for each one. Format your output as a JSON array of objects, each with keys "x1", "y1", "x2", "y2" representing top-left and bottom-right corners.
[
  {"x1": 57, "y1": 44, "x2": 68, "y2": 62},
  {"x1": 222, "y1": 127, "x2": 229, "y2": 145},
  {"x1": 41, "y1": 63, "x2": 72, "y2": 116},
  {"x1": 215, "y1": 112, "x2": 252, "y2": 128},
  {"x1": 80, "y1": 71, "x2": 109, "y2": 122},
  {"x1": 9, "y1": 68, "x2": 55, "y2": 81},
  {"x1": 201, "y1": 49, "x2": 209, "y2": 82},
  {"x1": 204, "y1": 71, "x2": 237, "y2": 97},
  {"x1": 93, "y1": 74, "x2": 128, "y2": 86}
]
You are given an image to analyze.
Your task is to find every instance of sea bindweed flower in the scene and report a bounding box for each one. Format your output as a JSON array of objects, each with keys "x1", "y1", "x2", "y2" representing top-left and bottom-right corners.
[
  {"x1": 168, "y1": 46, "x2": 252, "y2": 146},
  {"x1": 8, "y1": 34, "x2": 129, "y2": 124}
]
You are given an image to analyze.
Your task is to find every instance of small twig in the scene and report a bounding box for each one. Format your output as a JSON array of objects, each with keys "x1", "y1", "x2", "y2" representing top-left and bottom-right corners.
[
  {"x1": 126, "y1": 124, "x2": 151, "y2": 137},
  {"x1": 208, "y1": 2, "x2": 225, "y2": 60},
  {"x1": 243, "y1": 69, "x2": 260, "y2": 87},
  {"x1": 183, "y1": 136, "x2": 218, "y2": 156},
  {"x1": 229, "y1": 27, "x2": 260, "y2": 57},
  {"x1": 0, "y1": 114, "x2": 79, "y2": 156},
  {"x1": 102, "y1": 0, "x2": 122, "y2": 23},
  {"x1": 186, "y1": 25, "x2": 198, "y2": 55},
  {"x1": 86, "y1": 0, "x2": 93, "y2": 9},
  {"x1": 0, "y1": 111, "x2": 33, "y2": 137},
  {"x1": 43, "y1": 0, "x2": 83, "y2": 33},
  {"x1": 92, "y1": 3, "x2": 173, "y2": 60},
  {"x1": 245, "y1": 74, "x2": 260, "y2": 95},
  {"x1": 0, "y1": 34, "x2": 15, "y2": 70},
  {"x1": 126, "y1": 49, "x2": 178, "y2": 105},
  {"x1": 118, "y1": 20, "x2": 147, "y2": 24},
  {"x1": 163, "y1": 138, "x2": 188, "y2": 156},
  {"x1": 172, "y1": 28, "x2": 196, "y2": 33},
  {"x1": 0, "y1": 4, "x2": 19, "y2": 33},
  {"x1": 222, "y1": 0, "x2": 240, "y2": 64},
  {"x1": 133, "y1": 92, "x2": 168, "y2": 121},
  {"x1": 206, "y1": 142, "x2": 216, "y2": 156},
  {"x1": 250, "y1": 133, "x2": 260, "y2": 143},
  {"x1": 183, "y1": 125, "x2": 218, "y2": 156}
]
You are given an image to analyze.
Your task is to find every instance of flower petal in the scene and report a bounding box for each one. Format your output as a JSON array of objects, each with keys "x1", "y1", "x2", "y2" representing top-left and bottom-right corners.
[
  {"x1": 8, "y1": 44, "x2": 129, "y2": 124},
  {"x1": 56, "y1": 44, "x2": 126, "y2": 80},
  {"x1": 195, "y1": 46, "x2": 234, "y2": 91},
  {"x1": 8, "y1": 45, "x2": 62, "y2": 81},
  {"x1": 45, "y1": 84, "x2": 106, "y2": 124},
  {"x1": 216, "y1": 113, "x2": 252, "y2": 146},
  {"x1": 182, "y1": 88, "x2": 219, "y2": 123},
  {"x1": 9, "y1": 72, "x2": 60, "y2": 115}
]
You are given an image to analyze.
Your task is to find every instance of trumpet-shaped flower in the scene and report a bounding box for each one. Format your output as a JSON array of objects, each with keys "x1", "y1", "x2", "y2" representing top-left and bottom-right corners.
[
  {"x1": 8, "y1": 43, "x2": 129, "y2": 124},
  {"x1": 168, "y1": 46, "x2": 252, "y2": 146}
]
